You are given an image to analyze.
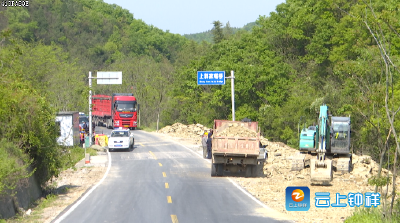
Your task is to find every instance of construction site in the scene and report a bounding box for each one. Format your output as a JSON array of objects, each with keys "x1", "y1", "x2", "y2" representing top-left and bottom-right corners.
[{"x1": 158, "y1": 122, "x2": 395, "y2": 223}]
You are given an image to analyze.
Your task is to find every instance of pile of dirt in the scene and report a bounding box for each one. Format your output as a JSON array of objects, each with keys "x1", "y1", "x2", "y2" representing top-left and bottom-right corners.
[
  {"x1": 158, "y1": 123, "x2": 211, "y2": 144},
  {"x1": 235, "y1": 140, "x2": 398, "y2": 223},
  {"x1": 157, "y1": 122, "x2": 398, "y2": 223},
  {"x1": 215, "y1": 122, "x2": 258, "y2": 138}
]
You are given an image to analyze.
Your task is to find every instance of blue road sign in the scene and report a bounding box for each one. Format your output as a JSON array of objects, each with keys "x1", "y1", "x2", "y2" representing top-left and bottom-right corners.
[{"x1": 197, "y1": 71, "x2": 225, "y2": 85}]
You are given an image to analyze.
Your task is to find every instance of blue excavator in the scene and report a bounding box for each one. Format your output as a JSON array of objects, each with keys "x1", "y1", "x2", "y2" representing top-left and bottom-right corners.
[{"x1": 293, "y1": 104, "x2": 352, "y2": 184}]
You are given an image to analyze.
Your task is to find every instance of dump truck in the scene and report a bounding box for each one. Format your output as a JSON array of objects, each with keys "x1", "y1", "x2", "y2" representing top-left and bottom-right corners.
[
  {"x1": 211, "y1": 120, "x2": 266, "y2": 177},
  {"x1": 292, "y1": 104, "x2": 352, "y2": 184}
]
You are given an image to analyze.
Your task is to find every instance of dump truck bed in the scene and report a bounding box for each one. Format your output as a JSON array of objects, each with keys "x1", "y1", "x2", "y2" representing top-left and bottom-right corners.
[{"x1": 212, "y1": 120, "x2": 260, "y2": 157}]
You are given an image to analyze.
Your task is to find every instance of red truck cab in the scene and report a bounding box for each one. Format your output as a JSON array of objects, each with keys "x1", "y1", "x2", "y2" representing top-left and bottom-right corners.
[{"x1": 111, "y1": 94, "x2": 138, "y2": 130}]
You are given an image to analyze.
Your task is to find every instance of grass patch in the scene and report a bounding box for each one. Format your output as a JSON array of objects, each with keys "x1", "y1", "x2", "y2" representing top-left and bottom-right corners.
[
  {"x1": 86, "y1": 148, "x2": 97, "y2": 156},
  {"x1": 59, "y1": 146, "x2": 85, "y2": 170},
  {"x1": 59, "y1": 146, "x2": 97, "y2": 170},
  {"x1": 137, "y1": 126, "x2": 157, "y2": 132},
  {"x1": 37, "y1": 194, "x2": 57, "y2": 209},
  {"x1": 345, "y1": 206, "x2": 400, "y2": 223}
]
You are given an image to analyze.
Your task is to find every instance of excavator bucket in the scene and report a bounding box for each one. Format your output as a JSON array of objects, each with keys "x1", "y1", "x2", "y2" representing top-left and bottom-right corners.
[{"x1": 310, "y1": 159, "x2": 332, "y2": 185}]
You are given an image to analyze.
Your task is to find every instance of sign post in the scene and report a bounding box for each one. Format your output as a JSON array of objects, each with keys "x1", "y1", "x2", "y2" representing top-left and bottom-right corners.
[
  {"x1": 197, "y1": 70, "x2": 235, "y2": 121},
  {"x1": 88, "y1": 71, "x2": 122, "y2": 151}
]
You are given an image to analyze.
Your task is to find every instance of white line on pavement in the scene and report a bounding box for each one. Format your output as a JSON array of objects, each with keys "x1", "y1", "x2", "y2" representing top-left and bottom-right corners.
[{"x1": 54, "y1": 150, "x2": 112, "y2": 223}]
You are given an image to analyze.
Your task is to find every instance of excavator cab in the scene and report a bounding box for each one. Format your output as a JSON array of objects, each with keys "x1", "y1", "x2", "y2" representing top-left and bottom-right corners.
[
  {"x1": 299, "y1": 126, "x2": 317, "y2": 152},
  {"x1": 331, "y1": 117, "x2": 351, "y2": 154}
]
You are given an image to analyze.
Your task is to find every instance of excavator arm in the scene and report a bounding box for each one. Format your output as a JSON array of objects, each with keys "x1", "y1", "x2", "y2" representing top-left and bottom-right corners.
[{"x1": 310, "y1": 105, "x2": 333, "y2": 184}]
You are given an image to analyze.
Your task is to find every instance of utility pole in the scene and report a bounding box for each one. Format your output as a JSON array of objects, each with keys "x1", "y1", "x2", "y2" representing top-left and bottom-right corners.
[
  {"x1": 226, "y1": 70, "x2": 235, "y2": 121},
  {"x1": 88, "y1": 71, "x2": 92, "y2": 155}
]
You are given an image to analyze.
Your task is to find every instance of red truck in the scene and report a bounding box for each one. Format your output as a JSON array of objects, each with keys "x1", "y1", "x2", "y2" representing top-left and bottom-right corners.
[{"x1": 92, "y1": 93, "x2": 138, "y2": 130}]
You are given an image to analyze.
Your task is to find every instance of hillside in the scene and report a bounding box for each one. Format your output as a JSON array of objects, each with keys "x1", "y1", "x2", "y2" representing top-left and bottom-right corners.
[{"x1": 1, "y1": 0, "x2": 191, "y2": 69}]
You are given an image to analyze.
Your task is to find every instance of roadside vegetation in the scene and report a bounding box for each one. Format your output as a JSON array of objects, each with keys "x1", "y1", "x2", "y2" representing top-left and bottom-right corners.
[
  {"x1": 346, "y1": 205, "x2": 400, "y2": 223},
  {"x1": 1, "y1": 0, "x2": 400, "y2": 221},
  {"x1": 1, "y1": 144, "x2": 96, "y2": 222}
]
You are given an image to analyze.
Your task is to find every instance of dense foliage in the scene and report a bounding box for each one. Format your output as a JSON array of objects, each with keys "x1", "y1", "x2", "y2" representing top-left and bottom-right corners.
[
  {"x1": 169, "y1": 0, "x2": 400, "y2": 153},
  {"x1": 183, "y1": 22, "x2": 257, "y2": 43}
]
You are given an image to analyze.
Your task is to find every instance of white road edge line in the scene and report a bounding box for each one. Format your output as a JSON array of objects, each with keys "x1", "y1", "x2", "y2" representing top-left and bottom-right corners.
[
  {"x1": 226, "y1": 178, "x2": 273, "y2": 210},
  {"x1": 171, "y1": 140, "x2": 205, "y2": 160},
  {"x1": 171, "y1": 140, "x2": 274, "y2": 211},
  {"x1": 54, "y1": 150, "x2": 112, "y2": 223}
]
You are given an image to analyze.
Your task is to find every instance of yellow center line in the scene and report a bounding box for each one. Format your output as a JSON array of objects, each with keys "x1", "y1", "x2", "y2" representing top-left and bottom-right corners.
[
  {"x1": 162, "y1": 172, "x2": 166, "y2": 177},
  {"x1": 149, "y1": 151, "x2": 157, "y2": 160},
  {"x1": 140, "y1": 141, "x2": 171, "y2": 144},
  {"x1": 171, "y1": 215, "x2": 179, "y2": 223},
  {"x1": 165, "y1": 182, "x2": 169, "y2": 188},
  {"x1": 167, "y1": 196, "x2": 172, "y2": 203},
  {"x1": 158, "y1": 163, "x2": 162, "y2": 167},
  {"x1": 139, "y1": 143, "x2": 144, "y2": 147}
]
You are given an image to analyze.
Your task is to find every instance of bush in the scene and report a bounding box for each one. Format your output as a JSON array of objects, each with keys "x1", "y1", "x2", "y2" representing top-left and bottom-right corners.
[
  {"x1": 345, "y1": 207, "x2": 385, "y2": 222},
  {"x1": 0, "y1": 139, "x2": 33, "y2": 195},
  {"x1": 0, "y1": 77, "x2": 62, "y2": 185}
]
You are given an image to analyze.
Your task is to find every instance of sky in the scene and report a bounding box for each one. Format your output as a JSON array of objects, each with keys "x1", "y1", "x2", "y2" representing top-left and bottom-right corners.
[{"x1": 102, "y1": 0, "x2": 286, "y2": 35}]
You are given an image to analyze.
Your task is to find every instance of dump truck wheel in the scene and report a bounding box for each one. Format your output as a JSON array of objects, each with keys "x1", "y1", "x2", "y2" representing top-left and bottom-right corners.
[
  {"x1": 217, "y1": 164, "x2": 223, "y2": 176},
  {"x1": 211, "y1": 164, "x2": 217, "y2": 177},
  {"x1": 349, "y1": 154, "x2": 353, "y2": 172},
  {"x1": 251, "y1": 165, "x2": 258, "y2": 177},
  {"x1": 257, "y1": 161, "x2": 264, "y2": 176},
  {"x1": 245, "y1": 166, "x2": 252, "y2": 178}
]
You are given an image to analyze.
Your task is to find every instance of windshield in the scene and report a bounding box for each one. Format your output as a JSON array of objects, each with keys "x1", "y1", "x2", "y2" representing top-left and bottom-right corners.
[
  {"x1": 116, "y1": 102, "x2": 136, "y2": 112},
  {"x1": 332, "y1": 122, "x2": 349, "y2": 132},
  {"x1": 79, "y1": 117, "x2": 89, "y2": 124},
  {"x1": 111, "y1": 131, "x2": 129, "y2": 137}
]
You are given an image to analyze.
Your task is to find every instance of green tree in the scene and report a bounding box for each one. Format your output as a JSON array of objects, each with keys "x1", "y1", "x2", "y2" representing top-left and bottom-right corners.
[{"x1": 212, "y1": 20, "x2": 224, "y2": 44}]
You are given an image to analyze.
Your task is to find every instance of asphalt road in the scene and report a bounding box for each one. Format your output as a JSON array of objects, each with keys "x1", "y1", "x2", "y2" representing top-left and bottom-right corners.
[{"x1": 55, "y1": 127, "x2": 293, "y2": 223}]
